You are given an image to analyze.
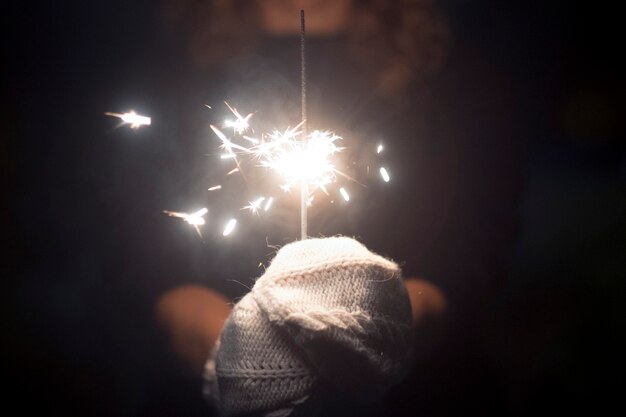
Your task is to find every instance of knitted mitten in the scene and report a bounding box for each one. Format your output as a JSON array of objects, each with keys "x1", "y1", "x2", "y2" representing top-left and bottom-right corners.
[{"x1": 204, "y1": 237, "x2": 413, "y2": 416}]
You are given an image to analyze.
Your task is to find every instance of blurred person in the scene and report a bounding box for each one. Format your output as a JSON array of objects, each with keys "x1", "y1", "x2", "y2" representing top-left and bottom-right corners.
[{"x1": 151, "y1": 0, "x2": 519, "y2": 415}]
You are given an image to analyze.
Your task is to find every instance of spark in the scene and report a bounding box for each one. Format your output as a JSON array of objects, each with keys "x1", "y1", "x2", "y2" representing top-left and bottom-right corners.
[
  {"x1": 339, "y1": 187, "x2": 350, "y2": 202},
  {"x1": 223, "y1": 218, "x2": 237, "y2": 236},
  {"x1": 224, "y1": 119, "x2": 251, "y2": 135},
  {"x1": 105, "y1": 111, "x2": 151, "y2": 128},
  {"x1": 227, "y1": 167, "x2": 239, "y2": 175},
  {"x1": 163, "y1": 207, "x2": 208, "y2": 237},
  {"x1": 264, "y1": 197, "x2": 274, "y2": 212},
  {"x1": 208, "y1": 185, "x2": 222, "y2": 191},
  {"x1": 377, "y1": 144, "x2": 384, "y2": 154},
  {"x1": 223, "y1": 102, "x2": 253, "y2": 134},
  {"x1": 380, "y1": 167, "x2": 390, "y2": 182},
  {"x1": 210, "y1": 125, "x2": 249, "y2": 154},
  {"x1": 220, "y1": 154, "x2": 236, "y2": 159},
  {"x1": 242, "y1": 197, "x2": 266, "y2": 215}
]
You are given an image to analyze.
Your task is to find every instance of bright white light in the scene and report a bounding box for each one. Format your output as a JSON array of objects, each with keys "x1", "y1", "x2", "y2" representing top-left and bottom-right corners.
[
  {"x1": 339, "y1": 187, "x2": 350, "y2": 202},
  {"x1": 210, "y1": 125, "x2": 249, "y2": 153},
  {"x1": 380, "y1": 167, "x2": 390, "y2": 182},
  {"x1": 163, "y1": 207, "x2": 207, "y2": 224},
  {"x1": 223, "y1": 102, "x2": 253, "y2": 134},
  {"x1": 186, "y1": 217, "x2": 205, "y2": 226},
  {"x1": 377, "y1": 144, "x2": 384, "y2": 154},
  {"x1": 208, "y1": 185, "x2": 222, "y2": 191},
  {"x1": 220, "y1": 153, "x2": 236, "y2": 159},
  {"x1": 163, "y1": 207, "x2": 208, "y2": 237},
  {"x1": 105, "y1": 111, "x2": 151, "y2": 128},
  {"x1": 264, "y1": 197, "x2": 274, "y2": 212},
  {"x1": 121, "y1": 112, "x2": 151, "y2": 127},
  {"x1": 224, "y1": 119, "x2": 250, "y2": 134},
  {"x1": 258, "y1": 129, "x2": 343, "y2": 194},
  {"x1": 223, "y1": 218, "x2": 237, "y2": 236}
]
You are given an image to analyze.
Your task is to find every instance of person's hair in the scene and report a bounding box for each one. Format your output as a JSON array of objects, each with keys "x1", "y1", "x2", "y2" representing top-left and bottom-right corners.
[{"x1": 160, "y1": 0, "x2": 450, "y2": 96}]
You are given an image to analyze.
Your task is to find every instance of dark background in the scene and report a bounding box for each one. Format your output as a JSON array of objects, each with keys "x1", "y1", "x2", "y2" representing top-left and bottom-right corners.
[{"x1": 3, "y1": 1, "x2": 624, "y2": 416}]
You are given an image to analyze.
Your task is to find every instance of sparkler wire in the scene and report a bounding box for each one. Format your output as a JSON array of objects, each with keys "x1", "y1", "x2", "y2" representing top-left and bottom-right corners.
[{"x1": 300, "y1": 9, "x2": 308, "y2": 240}]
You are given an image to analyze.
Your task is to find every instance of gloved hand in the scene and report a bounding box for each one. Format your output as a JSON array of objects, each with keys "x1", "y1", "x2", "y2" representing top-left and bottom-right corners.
[{"x1": 203, "y1": 237, "x2": 414, "y2": 416}]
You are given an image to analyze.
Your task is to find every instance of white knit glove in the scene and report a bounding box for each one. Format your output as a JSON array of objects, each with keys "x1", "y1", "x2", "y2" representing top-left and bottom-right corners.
[{"x1": 204, "y1": 237, "x2": 413, "y2": 416}]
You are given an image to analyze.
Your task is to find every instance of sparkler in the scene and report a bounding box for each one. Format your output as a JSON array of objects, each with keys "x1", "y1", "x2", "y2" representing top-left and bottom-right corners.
[
  {"x1": 105, "y1": 111, "x2": 151, "y2": 128},
  {"x1": 204, "y1": 11, "x2": 337, "y2": 240},
  {"x1": 109, "y1": 11, "x2": 393, "y2": 241},
  {"x1": 199, "y1": 8, "x2": 393, "y2": 240}
]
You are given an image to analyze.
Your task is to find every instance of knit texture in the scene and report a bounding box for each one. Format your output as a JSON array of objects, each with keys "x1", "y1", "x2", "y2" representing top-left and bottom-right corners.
[{"x1": 204, "y1": 237, "x2": 413, "y2": 416}]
